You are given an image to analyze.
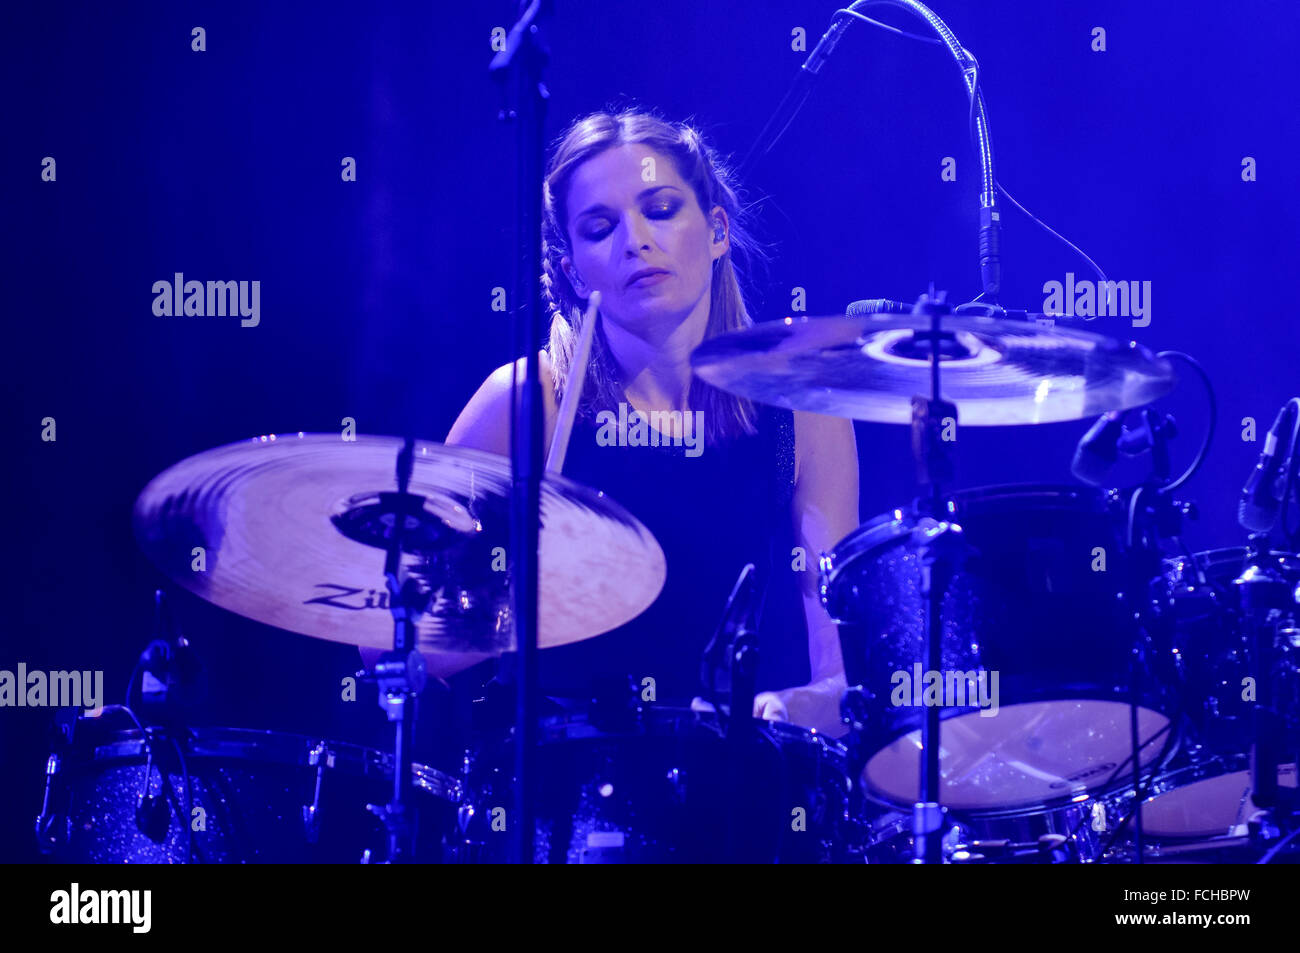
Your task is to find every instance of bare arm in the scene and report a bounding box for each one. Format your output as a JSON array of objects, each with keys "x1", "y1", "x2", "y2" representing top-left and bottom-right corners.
[
  {"x1": 445, "y1": 352, "x2": 559, "y2": 454},
  {"x1": 771, "y1": 410, "x2": 860, "y2": 736}
]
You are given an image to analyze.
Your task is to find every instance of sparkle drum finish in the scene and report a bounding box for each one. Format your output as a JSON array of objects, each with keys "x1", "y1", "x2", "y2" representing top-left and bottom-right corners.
[
  {"x1": 822, "y1": 485, "x2": 1178, "y2": 815},
  {"x1": 43, "y1": 723, "x2": 459, "y2": 863}
]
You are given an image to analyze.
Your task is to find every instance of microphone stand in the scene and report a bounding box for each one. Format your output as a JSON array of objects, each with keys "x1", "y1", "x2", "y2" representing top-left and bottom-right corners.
[
  {"x1": 725, "y1": 607, "x2": 761, "y2": 863},
  {"x1": 1233, "y1": 400, "x2": 1300, "y2": 853},
  {"x1": 908, "y1": 292, "x2": 966, "y2": 863},
  {"x1": 490, "y1": 0, "x2": 550, "y2": 865},
  {"x1": 701, "y1": 564, "x2": 762, "y2": 862},
  {"x1": 1123, "y1": 409, "x2": 1206, "y2": 863},
  {"x1": 876, "y1": 0, "x2": 1001, "y2": 301},
  {"x1": 1236, "y1": 540, "x2": 1300, "y2": 835}
]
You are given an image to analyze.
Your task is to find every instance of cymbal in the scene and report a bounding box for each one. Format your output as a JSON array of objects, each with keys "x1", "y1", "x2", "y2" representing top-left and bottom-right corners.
[
  {"x1": 691, "y1": 314, "x2": 1176, "y2": 426},
  {"x1": 133, "y1": 434, "x2": 666, "y2": 677}
]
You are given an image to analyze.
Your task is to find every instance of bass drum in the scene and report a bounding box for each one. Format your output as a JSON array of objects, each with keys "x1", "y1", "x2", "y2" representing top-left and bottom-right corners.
[
  {"x1": 822, "y1": 484, "x2": 1178, "y2": 816},
  {"x1": 40, "y1": 721, "x2": 460, "y2": 863},
  {"x1": 462, "y1": 706, "x2": 852, "y2": 863}
]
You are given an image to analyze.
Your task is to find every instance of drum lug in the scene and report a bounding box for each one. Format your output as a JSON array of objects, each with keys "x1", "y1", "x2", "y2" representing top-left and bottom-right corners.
[
  {"x1": 839, "y1": 685, "x2": 873, "y2": 732},
  {"x1": 35, "y1": 753, "x2": 70, "y2": 854},
  {"x1": 303, "y1": 742, "x2": 336, "y2": 844},
  {"x1": 665, "y1": 766, "x2": 687, "y2": 803},
  {"x1": 456, "y1": 747, "x2": 480, "y2": 834}
]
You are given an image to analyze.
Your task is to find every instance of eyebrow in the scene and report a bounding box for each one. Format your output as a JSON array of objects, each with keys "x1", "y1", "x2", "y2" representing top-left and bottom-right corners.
[{"x1": 574, "y1": 186, "x2": 683, "y2": 221}]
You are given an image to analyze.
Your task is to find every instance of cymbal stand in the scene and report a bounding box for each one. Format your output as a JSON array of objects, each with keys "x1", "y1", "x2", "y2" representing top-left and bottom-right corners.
[
  {"x1": 908, "y1": 292, "x2": 966, "y2": 863},
  {"x1": 364, "y1": 437, "x2": 429, "y2": 863}
]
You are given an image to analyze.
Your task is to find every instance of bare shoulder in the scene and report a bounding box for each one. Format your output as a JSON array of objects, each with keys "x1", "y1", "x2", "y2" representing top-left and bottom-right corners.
[{"x1": 444, "y1": 351, "x2": 557, "y2": 456}]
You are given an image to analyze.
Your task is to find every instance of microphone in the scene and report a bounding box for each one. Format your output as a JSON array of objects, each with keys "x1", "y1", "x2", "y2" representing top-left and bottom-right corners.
[
  {"x1": 135, "y1": 589, "x2": 203, "y2": 720},
  {"x1": 1071, "y1": 412, "x2": 1124, "y2": 486},
  {"x1": 1239, "y1": 402, "x2": 1298, "y2": 533},
  {"x1": 700, "y1": 564, "x2": 759, "y2": 700},
  {"x1": 979, "y1": 202, "x2": 1001, "y2": 301},
  {"x1": 846, "y1": 298, "x2": 1064, "y2": 323},
  {"x1": 803, "y1": 15, "x2": 854, "y2": 76},
  {"x1": 846, "y1": 298, "x2": 913, "y2": 316},
  {"x1": 1071, "y1": 411, "x2": 1178, "y2": 486}
]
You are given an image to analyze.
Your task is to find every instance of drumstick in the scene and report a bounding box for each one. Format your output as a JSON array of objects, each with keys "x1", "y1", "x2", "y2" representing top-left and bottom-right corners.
[{"x1": 546, "y1": 290, "x2": 600, "y2": 475}]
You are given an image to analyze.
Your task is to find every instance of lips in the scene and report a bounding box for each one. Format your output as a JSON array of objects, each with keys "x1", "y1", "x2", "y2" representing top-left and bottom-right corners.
[{"x1": 625, "y1": 268, "x2": 670, "y2": 287}]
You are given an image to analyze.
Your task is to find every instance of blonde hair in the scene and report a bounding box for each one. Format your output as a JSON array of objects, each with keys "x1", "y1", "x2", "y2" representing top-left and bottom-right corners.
[{"x1": 542, "y1": 108, "x2": 768, "y2": 443}]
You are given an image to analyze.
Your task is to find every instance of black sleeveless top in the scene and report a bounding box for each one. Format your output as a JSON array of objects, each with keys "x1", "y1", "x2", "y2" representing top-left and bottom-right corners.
[{"x1": 538, "y1": 400, "x2": 810, "y2": 702}]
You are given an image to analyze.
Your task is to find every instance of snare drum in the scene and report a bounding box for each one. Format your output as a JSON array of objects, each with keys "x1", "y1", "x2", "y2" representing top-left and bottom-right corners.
[
  {"x1": 822, "y1": 484, "x2": 1178, "y2": 815},
  {"x1": 40, "y1": 722, "x2": 459, "y2": 863}
]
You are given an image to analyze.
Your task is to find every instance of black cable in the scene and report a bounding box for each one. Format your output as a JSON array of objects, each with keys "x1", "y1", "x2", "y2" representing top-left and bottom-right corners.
[
  {"x1": 836, "y1": 5, "x2": 942, "y2": 45},
  {"x1": 817, "y1": 3, "x2": 1109, "y2": 294},
  {"x1": 1276, "y1": 397, "x2": 1300, "y2": 548},
  {"x1": 995, "y1": 180, "x2": 1108, "y2": 288},
  {"x1": 1155, "y1": 351, "x2": 1217, "y2": 492},
  {"x1": 738, "y1": 69, "x2": 816, "y2": 177},
  {"x1": 1257, "y1": 824, "x2": 1300, "y2": 864},
  {"x1": 740, "y1": 3, "x2": 943, "y2": 178}
]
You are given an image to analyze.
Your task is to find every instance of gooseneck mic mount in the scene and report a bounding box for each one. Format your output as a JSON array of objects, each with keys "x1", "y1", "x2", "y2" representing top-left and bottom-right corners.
[{"x1": 742, "y1": 0, "x2": 1001, "y2": 302}]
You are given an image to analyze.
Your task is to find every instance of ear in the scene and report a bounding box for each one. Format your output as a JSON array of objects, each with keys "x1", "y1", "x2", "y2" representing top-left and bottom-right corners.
[
  {"x1": 708, "y1": 206, "x2": 731, "y2": 264},
  {"x1": 560, "y1": 255, "x2": 588, "y2": 298}
]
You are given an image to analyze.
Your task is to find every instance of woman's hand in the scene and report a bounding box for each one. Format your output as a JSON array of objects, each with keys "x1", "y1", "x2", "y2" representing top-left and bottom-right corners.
[
  {"x1": 752, "y1": 691, "x2": 789, "y2": 722},
  {"x1": 773, "y1": 673, "x2": 849, "y2": 737},
  {"x1": 690, "y1": 686, "x2": 839, "y2": 733},
  {"x1": 689, "y1": 693, "x2": 789, "y2": 722}
]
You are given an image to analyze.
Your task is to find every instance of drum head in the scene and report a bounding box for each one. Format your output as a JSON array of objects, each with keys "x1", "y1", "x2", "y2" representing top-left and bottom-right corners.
[
  {"x1": 863, "y1": 700, "x2": 1170, "y2": 813},
  {"x1": 1141, "y1": 763, "x2": 1298, "y2": 839}
]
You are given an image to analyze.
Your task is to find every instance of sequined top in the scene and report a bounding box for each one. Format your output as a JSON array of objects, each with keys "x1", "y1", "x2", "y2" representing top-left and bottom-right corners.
[{"x1": 537, "y1": 399, "x2": 809, "y2": 702}]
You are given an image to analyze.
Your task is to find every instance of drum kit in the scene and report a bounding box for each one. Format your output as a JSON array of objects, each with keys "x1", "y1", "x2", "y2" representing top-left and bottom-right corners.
[{"x1": 33, "y1": 297, "x2": 1300, "y2": 864}]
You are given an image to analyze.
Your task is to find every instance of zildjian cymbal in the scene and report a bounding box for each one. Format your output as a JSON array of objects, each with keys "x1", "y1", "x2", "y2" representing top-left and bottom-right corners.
[
  {"x1": 133, "y1": 434, "x2": 666, "y2": 677},
  {"x1": 691, "y1": 314, "x2": 1176, "y2": 426}
]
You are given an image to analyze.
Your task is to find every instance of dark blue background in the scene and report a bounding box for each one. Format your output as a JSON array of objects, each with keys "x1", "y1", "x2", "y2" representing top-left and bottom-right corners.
[{"x1": 3, "y1": 0, "x2": 1297, "y2": 861}]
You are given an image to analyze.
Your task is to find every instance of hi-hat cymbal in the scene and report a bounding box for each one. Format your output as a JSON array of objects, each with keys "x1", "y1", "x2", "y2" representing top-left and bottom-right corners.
[
  {"x1": 691, "y1": 314, "x2": 1176, "y2": 425},
  {"x1": 133, "y1": 434, "x2": 666, "y2": 677}
]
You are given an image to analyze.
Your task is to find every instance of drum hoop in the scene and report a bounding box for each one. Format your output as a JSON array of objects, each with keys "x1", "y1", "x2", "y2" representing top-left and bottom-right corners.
[
  {"x1": 66, "y1": 724, "x2": 389, "y2": 779},
  {"x1": 826, "y1": 483, "x2": 1117, "y2": 577},
  {"x1": 537, "y1": 705, "x2": 846, "y2": 758}
]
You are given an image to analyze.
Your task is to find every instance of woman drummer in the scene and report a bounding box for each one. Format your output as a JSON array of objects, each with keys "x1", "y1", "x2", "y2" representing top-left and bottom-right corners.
[{"x1": 447, "y1": 108, "x2": 859, "y2": 736}]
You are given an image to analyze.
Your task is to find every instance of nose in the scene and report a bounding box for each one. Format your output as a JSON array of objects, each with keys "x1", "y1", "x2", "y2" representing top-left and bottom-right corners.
[{"x1": 622, "y1": 212, "x2": 654, "y2": 256}]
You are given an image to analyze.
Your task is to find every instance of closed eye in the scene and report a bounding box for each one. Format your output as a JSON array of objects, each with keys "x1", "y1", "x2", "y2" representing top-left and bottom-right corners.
[
  {"x1": 580, "y1": 200, "x2": 682, "y2": 242},
  {"x1": 645, "y1": 200, "x2": 680, "y2": 219}
]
